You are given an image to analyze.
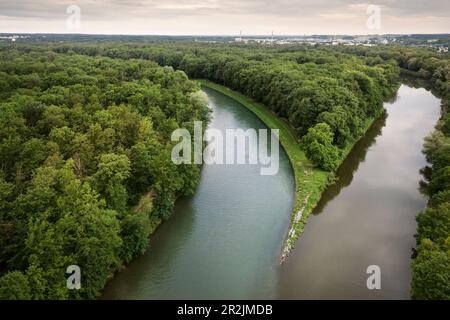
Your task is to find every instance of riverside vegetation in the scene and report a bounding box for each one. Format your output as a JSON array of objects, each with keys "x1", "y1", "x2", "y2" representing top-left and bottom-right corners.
[{"x1": 0, "y1": 41, "x2": 448, "y2": 299}]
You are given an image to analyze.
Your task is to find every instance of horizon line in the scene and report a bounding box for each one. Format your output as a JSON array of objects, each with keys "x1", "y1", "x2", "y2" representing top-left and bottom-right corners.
[{"x1": 1, "y1": 32, "x2": 450, "y2": 37}]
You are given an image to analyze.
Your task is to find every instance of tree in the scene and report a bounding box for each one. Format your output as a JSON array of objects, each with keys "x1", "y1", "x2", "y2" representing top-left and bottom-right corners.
[
  {"x1": 0, "y1": 175, "x2": 12, "y2": 212},
  {"x1": 189, "y1": 90, "x2": 208, "y2": 109},
  {"x1": 0, "y1": 176, "x2": 14, "y2": 270},
  {"x1": 423, "y1": 131, "x2": 446, "y2": 163},
  {"x1": 416, "y1": 203, "x2": 450, "y2": 246},
  {"x1": 431, "y1": 145, "x2": 450, "y2": 172},
  {"x1": 119, "y1": 195, "x2": 152, "y2": 263},
  {"x1": 429, "y1": 190, "x2": 450, "y2": 207},
  {"x1": 441, "y1": 114, "x2": 450, "y2": 136},
  {"x1": 21, "y1": 161, "x2": 122, "y2": 299},
  {"x1": 302, "y1": 123, "x2": 341, "y2": 171},
  {"x1": 412, "y1": 239, "x2": 450, "y2": 300},
  {"x1": 0, "y1": 271, "x2": 31, "y2": 300},
  {"x1": 92, "y1": 153, "x2": 131, "y2": 214},
  {"x1": 36, "y1": 105, "x2": 67, "y2": 135},
  {"x1": 18, "y1": 138, "x2": 49, "y2": 180},
  {"x1": 429, "y1": 166, "x2": 450, "y2": 195},
  {"x1": 316, "y1": 106, "x2": 360, "y2": 148}
]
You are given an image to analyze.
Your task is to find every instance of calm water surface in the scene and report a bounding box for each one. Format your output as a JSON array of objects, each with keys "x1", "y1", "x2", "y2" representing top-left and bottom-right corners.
[
  {"x1": 102, "y1": 87, "x2": 294, "y2": 299},
  {"x1": 278, "y1": 84, "x2": 441, "y2": 299},
  {"x1": 102, "y1": 84, "x2": 440, "y2": 299}
]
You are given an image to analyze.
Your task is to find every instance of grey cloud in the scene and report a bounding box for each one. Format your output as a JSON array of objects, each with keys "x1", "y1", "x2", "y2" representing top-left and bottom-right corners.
[
  {"x1": 0, "y1": 0, "x2": 448, "y2": 32},
  {"x1": 0, "y1": 0, "x2": 449, "y2": 20}
]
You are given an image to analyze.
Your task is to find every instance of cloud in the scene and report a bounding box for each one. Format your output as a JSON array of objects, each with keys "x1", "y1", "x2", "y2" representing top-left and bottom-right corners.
[{"x1": 0, "y1": 0, "x2": 448, "y2": 34}]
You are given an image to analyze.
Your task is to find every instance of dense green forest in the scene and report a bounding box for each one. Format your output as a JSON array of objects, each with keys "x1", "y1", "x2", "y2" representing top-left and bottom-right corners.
[
  {"x1": 0, "y1": 42, "x2": 448, "y2": 299},
  {"x1": 0, "y1": 48, "x2": 210, "y2": 298},
  {"x1": 49, "y1": 43, "x2": 401, "y2": 171}
]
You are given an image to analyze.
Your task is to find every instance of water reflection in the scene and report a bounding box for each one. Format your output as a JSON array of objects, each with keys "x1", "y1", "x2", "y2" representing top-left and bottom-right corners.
[
  {"x1": 278, "y1": 84, "x2": 441, "y2": 299},
  {"x1": 313, "y1": 112, "x2": 387, "y2": 215}
]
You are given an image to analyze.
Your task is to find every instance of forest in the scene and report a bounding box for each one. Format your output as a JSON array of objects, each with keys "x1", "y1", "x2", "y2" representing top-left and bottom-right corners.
[
  {"x1": 0, "y1": 47, "x2": 210, "y2": 299},
  {"x1": 50, "y1": 43, "x2": 401, "y2": 170},
  {"x1": 0, "y1": 41, "x2": 448, "y2": 299}
]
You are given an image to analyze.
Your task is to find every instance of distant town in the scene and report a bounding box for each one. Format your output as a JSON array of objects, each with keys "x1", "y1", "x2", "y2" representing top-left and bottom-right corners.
[
  {"x1": 1, "y1": 33, "x2": 449, "y2": 53},
  {"x1": 226, "y1": 33, "x2": 449, "y2": 52}
]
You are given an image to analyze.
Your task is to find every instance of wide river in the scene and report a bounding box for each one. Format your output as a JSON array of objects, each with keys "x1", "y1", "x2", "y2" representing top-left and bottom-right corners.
[{"x1": 102, "y1": 83, "x2": 441, "y2": 299}]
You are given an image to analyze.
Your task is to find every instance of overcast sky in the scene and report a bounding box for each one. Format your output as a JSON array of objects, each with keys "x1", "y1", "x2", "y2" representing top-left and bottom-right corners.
[{"x1": 0, "y1": 0, "x2": 448, "y2": 35}]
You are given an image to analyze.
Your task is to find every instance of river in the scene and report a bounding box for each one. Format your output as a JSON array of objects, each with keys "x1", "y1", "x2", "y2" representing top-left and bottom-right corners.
[
  {"x1": 278, "y1": 83, "x2": 441, "y2": 299},
  {"x1": 101, "y1": 86, "x2": 295, "y2": 299},
  {"x1": 101, "y1": 83, "x2": 441, "y2": 299}
]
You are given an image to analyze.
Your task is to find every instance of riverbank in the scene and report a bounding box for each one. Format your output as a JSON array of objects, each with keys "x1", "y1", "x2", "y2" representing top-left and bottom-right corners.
[
  {"x1": 198, "y1": 80, "x2": 390, "y2": 262},
  {"x1": 197, "y1": 80, "x2": 333, "y2": 262}
]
